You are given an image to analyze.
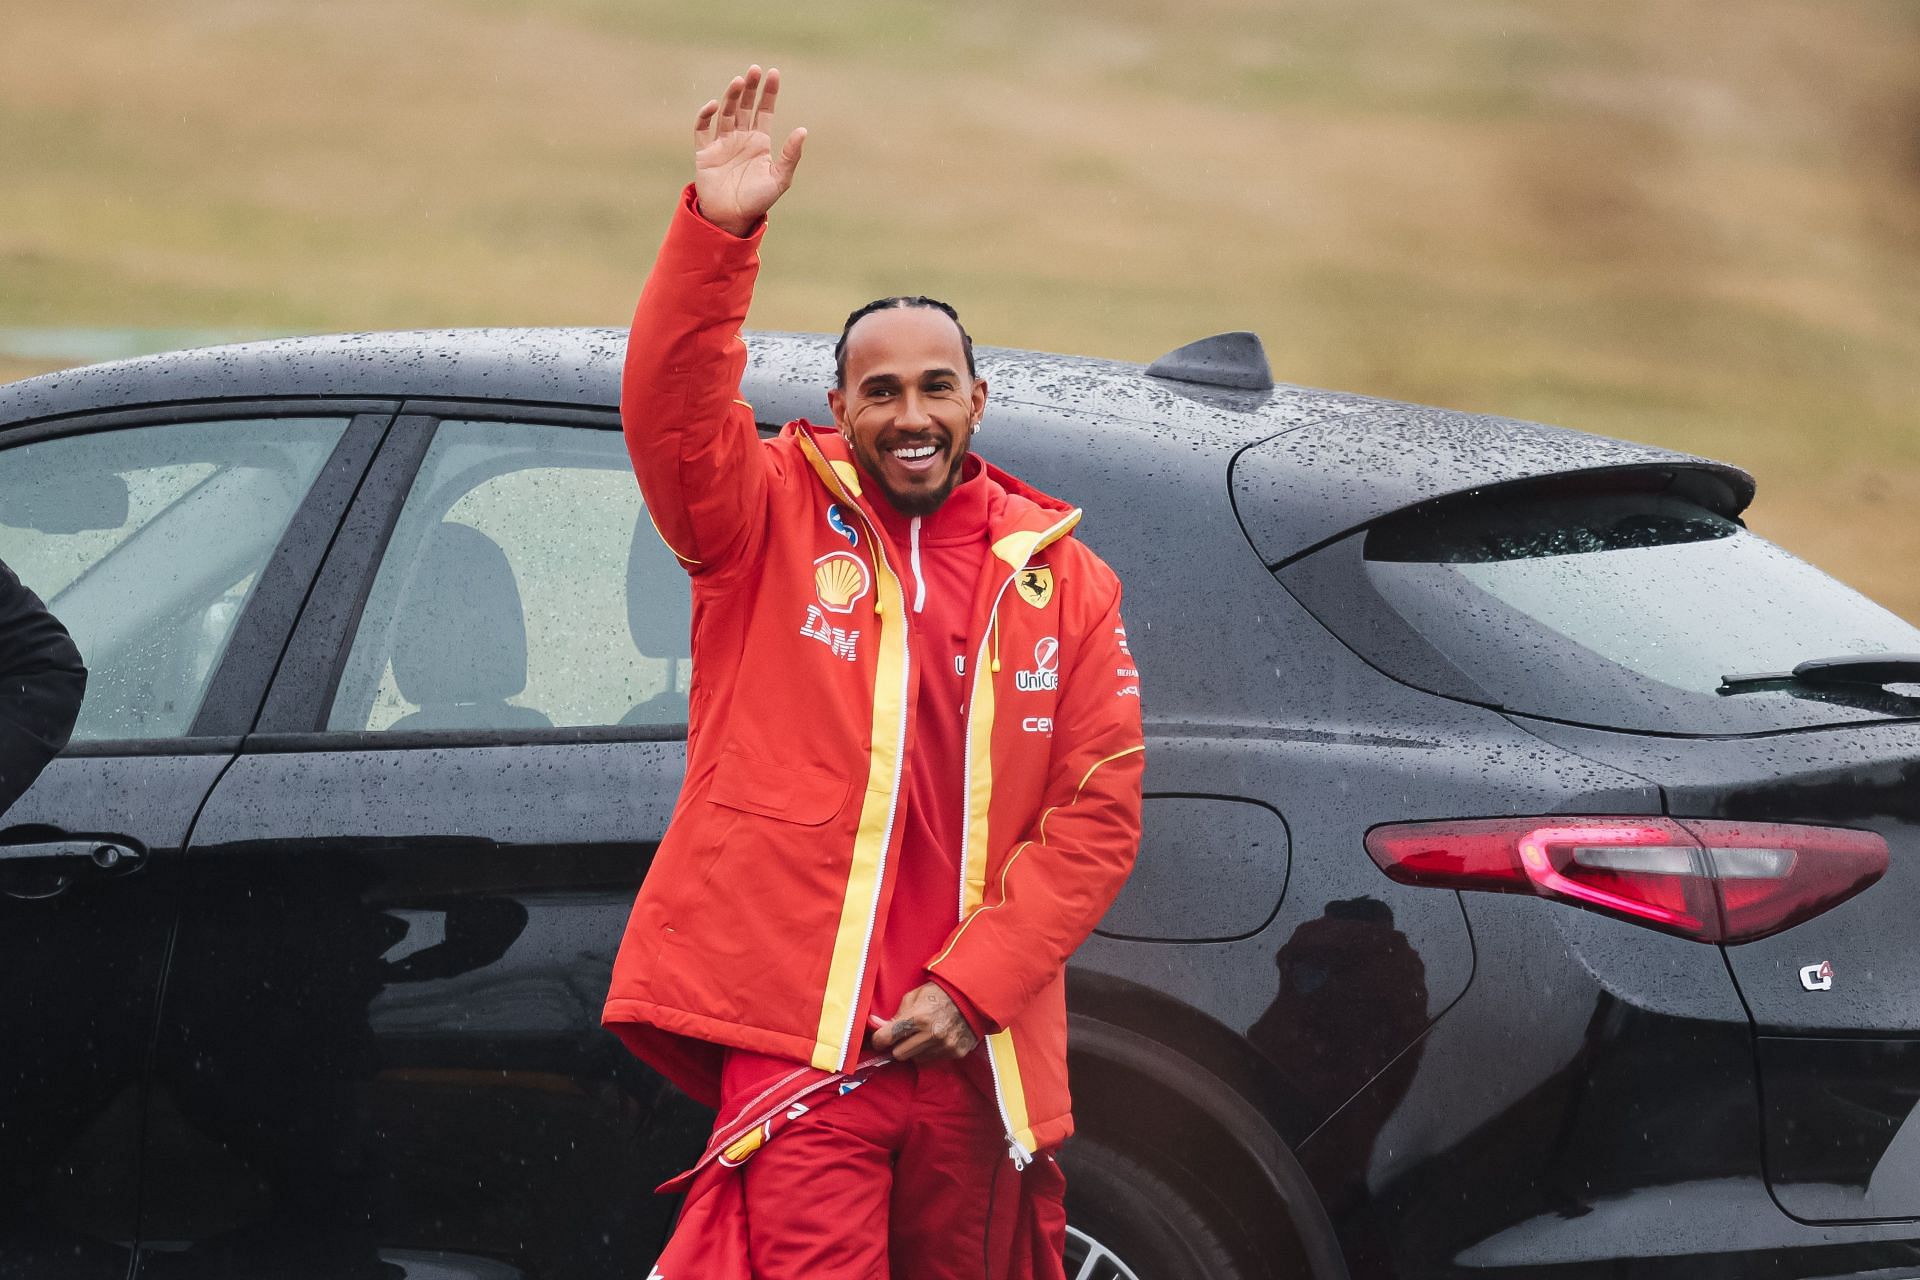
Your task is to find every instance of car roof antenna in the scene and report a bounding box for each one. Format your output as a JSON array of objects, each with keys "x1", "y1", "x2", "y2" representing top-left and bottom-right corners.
[{"x1": 1144, "y1": 331, "x2": 1274, "y2": 392}]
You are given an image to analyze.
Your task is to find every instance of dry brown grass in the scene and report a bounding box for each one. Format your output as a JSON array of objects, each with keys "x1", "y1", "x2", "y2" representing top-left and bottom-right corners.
[
  {"x1": 0, "y1": 358, "x2": 68, "y2": 384},
  {"x1": 4, "y1": 0, "x2": 1917, "y2": 615}
]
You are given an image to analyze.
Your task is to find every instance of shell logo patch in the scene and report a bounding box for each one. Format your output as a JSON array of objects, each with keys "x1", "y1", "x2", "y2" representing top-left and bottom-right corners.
[
  {"x1": 814, "y1": 551, "x2": 871, "y2": 614},
  {"x1": 1015, "y1": 565, "x2": 1054, "y2": 609}
]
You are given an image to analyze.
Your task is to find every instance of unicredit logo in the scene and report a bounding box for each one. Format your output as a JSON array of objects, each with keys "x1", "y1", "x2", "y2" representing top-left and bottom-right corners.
[{"x1": 1016, "y1": 637, "x2": 1060, "y2": 692}]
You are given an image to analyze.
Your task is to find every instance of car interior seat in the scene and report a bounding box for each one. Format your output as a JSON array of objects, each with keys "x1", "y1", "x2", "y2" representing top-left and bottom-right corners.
[
  {"x1": 387, "y1": 521, "x2": 553, "y2": 732},
  {"x1": 620, "y1": 516, "x2": 691, "y2": 726}
]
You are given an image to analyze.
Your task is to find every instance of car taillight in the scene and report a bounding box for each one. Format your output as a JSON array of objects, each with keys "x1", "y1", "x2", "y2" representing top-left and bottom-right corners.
[{"x1": 1364, "y1": 817, "x2": 1889, "y2": 944}]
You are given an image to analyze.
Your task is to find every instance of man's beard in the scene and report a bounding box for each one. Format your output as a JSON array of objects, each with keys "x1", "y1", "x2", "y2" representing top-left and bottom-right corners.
[{"x1": 865, "y1": 437, "x2": 970, "y2": 516}]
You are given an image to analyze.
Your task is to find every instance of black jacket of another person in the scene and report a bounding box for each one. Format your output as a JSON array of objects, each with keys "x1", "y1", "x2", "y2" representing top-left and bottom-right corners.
[{"x1": 0, "y1": 557, "x2": 86, "y2": 819}]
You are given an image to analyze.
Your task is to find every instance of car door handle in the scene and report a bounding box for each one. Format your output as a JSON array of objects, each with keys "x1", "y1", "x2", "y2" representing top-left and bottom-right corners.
[
  {"x1": 0, "y1": 838, "x2": 146, "y2": 899},
  {"x1": 0, "y1": 839, "x2": 144, "y2": 870}
]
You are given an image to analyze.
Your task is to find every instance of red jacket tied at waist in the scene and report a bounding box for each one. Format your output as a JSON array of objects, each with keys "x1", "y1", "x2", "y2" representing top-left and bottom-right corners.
[{"x1": 601, "y1": 186, "x2": 1146, "y2": 1158}]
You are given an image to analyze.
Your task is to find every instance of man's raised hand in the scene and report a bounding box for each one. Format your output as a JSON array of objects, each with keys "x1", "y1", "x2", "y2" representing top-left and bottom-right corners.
[{"x1": 693, "y1": 65, "x2": 806, "y2": 238}]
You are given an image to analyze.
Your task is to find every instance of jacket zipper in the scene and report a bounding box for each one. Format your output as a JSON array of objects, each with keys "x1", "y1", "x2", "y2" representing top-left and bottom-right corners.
[
  {"x1": 966, "y1": 577, "x2": 1031, "y2": 1171},
  {"x1": 984, "y1": 1039, "x2": 1034, "y2": 1168},
  {"x1": 799, "y1": 435, "x2": 913, "y2": 1071},
  {"x1": 841, "y1": 498, "x2": 909, "y2": 1071},
  {"x1": 955, "y1": 513, "x2": 1080, "y2": 1168}
]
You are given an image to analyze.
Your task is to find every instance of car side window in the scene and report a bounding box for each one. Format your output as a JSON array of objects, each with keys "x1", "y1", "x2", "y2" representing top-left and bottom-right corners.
[
  {"x1": 0, "y1": 418, "x2": 349, "y2": 740},
  {"x1": 328, "y1": 419, "x2": 692, "y2": 733}
]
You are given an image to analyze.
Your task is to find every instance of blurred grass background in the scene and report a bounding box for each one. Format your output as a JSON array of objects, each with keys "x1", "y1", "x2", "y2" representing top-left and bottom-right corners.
[{"x1": 3, "y1": 0, "x2": 1916, "y2": 616}]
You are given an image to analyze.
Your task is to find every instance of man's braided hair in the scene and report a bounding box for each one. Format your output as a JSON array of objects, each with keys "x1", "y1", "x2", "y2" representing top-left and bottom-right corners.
[{"x1": 833, "y1": 296, "x2": 976, "y2": 389}]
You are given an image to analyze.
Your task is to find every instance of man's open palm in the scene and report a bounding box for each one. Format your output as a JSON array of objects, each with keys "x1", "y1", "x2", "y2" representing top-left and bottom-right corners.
[{"x1": 693, "y1": 65, "x2": 806, "y2": 238}]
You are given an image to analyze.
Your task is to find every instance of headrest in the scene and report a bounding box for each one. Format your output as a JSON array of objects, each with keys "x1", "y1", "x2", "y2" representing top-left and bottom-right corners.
[
  {"x1": 627, "y1": 515, "x2": 692, "y2": 659},
  {"x1": 391, "y1": 522, "x2": 529, "y2": 705}
]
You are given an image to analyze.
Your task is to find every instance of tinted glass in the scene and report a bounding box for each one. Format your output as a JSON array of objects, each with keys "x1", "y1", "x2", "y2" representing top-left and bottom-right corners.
[
  {"x1": 329, "y1": 419, "x2": 690, "y2": 732},
  {"x1": 0, "y1": 418, "x2": 347, "y2": 739},
  {"x1": 1287, "y1": 487, "x2": 1920, "y2": 734}
]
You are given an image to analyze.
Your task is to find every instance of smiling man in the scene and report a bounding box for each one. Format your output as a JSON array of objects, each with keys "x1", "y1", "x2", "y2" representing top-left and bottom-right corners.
[
  {"x1": 602, "y1": 65, "x2": 1145, "y2": 1280},
  {"x1": 829, "y1": 297, "x2": 983, "y2": 515}
]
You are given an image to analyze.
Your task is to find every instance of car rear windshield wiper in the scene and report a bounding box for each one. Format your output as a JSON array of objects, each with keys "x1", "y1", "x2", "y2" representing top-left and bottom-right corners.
[{"x1": 1720, "y1": 653, "x2": 1920, "y2": 694}]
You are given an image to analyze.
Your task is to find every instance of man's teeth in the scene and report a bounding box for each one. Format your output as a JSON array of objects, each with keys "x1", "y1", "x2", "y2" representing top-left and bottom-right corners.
[{"x1": 891, "y1": 445, "x2": 938, "y2": 460}]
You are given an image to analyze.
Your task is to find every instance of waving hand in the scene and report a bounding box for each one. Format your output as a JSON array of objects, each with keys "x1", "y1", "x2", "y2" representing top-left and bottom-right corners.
[{"x1": 693, "y1": 65, "x2": 807, "y2": 237}]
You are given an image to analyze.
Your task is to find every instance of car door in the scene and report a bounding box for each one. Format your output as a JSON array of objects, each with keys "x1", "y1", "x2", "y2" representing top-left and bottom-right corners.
[
  {"x1": 139, "y1": 408, "x2": 706, "y2": 1280},
  {"x1": 0, "y1": 405, "x2": 386, "y2": 1280}
]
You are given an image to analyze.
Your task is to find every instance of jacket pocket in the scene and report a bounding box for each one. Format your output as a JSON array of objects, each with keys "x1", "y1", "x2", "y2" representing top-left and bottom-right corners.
[{"x1": 705, "y1": 748, "x2": 852, "y2": 827}]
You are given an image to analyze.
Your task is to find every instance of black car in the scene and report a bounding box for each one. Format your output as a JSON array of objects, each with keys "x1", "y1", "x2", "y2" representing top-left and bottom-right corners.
[{"x1": 3, "y1": 327, "x2": 1918, "y2": 1280}]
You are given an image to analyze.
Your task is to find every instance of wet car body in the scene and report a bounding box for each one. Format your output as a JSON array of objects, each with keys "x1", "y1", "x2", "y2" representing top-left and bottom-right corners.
[{"x1": 2, "y1": 328, "x2": 1917, "y2": 1279}]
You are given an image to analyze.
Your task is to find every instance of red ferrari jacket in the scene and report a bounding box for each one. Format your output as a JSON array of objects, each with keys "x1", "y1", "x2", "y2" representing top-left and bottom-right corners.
[{"x1": 602, "y1": 187, "x2": 1145, "y2": 1158}]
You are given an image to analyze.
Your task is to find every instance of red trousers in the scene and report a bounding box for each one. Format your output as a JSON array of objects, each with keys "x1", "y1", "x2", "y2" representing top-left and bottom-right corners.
[{"x1": 652, "y1": 1053, "x2": 1068, "y2": 1280}]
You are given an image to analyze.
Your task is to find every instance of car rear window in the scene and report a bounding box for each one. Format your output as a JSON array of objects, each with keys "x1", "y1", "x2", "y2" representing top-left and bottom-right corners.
[{"x1": 1277, "y1": 480, "x2": 1920, "y2": 734}]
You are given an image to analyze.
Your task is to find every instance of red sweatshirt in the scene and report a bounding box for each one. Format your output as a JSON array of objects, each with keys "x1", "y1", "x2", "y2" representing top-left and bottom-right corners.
[{"x1": 867, "y1": 460, "x2": 991, "y2": 1034}]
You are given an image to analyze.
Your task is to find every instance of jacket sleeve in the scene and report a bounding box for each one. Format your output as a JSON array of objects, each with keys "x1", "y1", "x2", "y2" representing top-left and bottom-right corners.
[
  {"x1": 0, "y1": 558, "x2": 87, "y2": 819},
  {"x1": 621, "y1": 184, "x2": 774, "y2": 581},
  {"x1": 925, "y1": 568, "x2": 1145, "y2": 1032}
]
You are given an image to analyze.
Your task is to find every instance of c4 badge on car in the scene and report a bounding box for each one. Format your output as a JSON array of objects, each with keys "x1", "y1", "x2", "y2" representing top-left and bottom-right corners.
[{"x1": 1800, "y1": 960, "x2": 1834, "y2": 991}]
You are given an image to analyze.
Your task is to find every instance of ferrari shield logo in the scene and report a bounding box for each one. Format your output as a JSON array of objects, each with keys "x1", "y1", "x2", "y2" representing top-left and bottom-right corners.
[{"x1": 1015, "y1": 565, "x2": 1054, "y2": 609}]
